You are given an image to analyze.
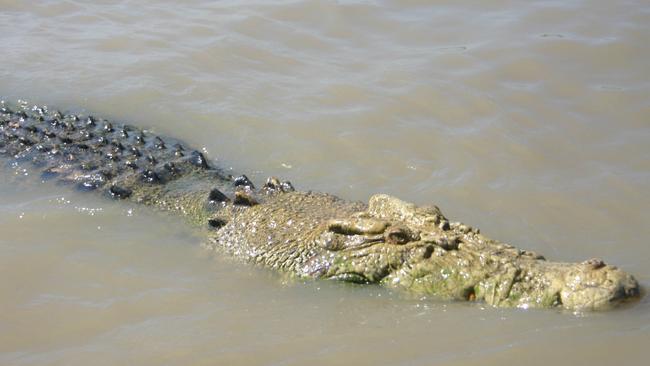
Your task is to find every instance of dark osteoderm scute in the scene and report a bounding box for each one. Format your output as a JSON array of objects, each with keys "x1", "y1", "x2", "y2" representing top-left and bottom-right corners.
[
  {"x1": 0, "y1": 100, "x2": 641, "y2": 311},
  {"x1": 0, "y1": 100, "x2": 295, "y2": 224},
  {"x1": 0, "y1": 101, "x2": 233, "y2": 206}
]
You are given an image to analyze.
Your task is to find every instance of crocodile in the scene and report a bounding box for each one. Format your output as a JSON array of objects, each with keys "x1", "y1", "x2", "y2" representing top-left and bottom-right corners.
[{"x1": 0, "y1": 99, "x2": 641, "y2": 311}]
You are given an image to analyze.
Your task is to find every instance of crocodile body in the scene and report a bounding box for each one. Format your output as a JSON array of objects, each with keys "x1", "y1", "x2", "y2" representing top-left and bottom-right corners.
[{"x1": 0, "y1": 100, "x2": 640, "y2": 311}]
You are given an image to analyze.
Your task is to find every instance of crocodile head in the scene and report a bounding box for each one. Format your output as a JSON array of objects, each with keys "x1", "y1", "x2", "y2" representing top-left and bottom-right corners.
[{"x1": 302, "y1": 194, "x2": 640, "y2": 311}]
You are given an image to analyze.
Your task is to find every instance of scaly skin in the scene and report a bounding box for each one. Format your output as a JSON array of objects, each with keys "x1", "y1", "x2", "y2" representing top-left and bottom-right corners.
[{"x1": 0, "y1": 100, "x2": 641, "y2": 311}]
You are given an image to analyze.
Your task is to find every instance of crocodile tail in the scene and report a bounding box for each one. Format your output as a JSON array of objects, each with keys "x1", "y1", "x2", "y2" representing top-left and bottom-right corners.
[{"x1": 0, "y1": 100, "x2": 233, "y2": 218}]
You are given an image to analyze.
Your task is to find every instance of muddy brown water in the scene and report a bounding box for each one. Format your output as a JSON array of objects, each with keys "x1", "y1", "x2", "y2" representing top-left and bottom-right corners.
[{"x1": 1, "y1": 1, "x2": 649, "y2": 365}]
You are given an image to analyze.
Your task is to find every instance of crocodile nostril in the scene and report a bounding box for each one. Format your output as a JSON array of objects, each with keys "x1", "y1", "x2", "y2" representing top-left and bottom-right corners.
[{"x1": 625, "y1": 286, "x2": 640, "y2": 298}]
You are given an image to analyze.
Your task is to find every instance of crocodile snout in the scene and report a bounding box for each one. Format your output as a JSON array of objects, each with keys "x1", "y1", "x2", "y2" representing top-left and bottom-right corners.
[{"x1": 560, "y1": 262, "x2": 640, "y2": 310}]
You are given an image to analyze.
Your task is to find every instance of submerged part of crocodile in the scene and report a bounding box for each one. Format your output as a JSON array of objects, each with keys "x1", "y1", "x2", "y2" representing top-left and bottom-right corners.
[{"x1": 0, "y1": 100, "x2": 640, "y2": 311}]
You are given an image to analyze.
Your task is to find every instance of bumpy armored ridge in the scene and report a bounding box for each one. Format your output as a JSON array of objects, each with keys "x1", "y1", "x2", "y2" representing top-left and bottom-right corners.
[{"x1": 0, "y1": 100, "x2": 641, "y2": 311}]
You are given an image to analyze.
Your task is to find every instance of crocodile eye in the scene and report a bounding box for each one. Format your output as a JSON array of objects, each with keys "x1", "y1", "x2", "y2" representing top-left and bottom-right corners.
[{"x1": 384, "y1": 226, "x2": 412, "y2": 245}]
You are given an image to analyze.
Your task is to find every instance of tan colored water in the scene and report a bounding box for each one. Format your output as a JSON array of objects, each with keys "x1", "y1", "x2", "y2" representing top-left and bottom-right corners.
[{"x1": 1, "y1": 0, "x2": 649, "y2": 364}]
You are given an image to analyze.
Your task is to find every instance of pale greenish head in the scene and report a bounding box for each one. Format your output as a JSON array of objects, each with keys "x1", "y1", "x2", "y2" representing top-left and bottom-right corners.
[{"x1": 302, "y1": 194, "x2": 640, "y2": 311}]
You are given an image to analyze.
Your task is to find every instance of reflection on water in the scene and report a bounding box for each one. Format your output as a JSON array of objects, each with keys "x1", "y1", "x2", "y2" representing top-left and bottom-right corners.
[{"x1": 1, "y1": 0, "x2": 649, "y2": 365}]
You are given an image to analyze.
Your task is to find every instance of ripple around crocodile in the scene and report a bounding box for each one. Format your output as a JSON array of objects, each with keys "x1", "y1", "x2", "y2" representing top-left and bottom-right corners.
[{"x1": 0, "y1": 100, "x2": 641, "y2": 311}]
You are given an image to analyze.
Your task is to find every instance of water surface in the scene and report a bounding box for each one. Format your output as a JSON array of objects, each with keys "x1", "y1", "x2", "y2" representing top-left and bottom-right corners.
[{"x1": 1, "y1": 0, "x2": 649, "y2": 365}]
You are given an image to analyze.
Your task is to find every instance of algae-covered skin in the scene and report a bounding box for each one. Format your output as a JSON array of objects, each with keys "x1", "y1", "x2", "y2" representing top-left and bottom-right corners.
[{"x1": 0, "y1": 100, "x2": 641, "y2": 311}]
